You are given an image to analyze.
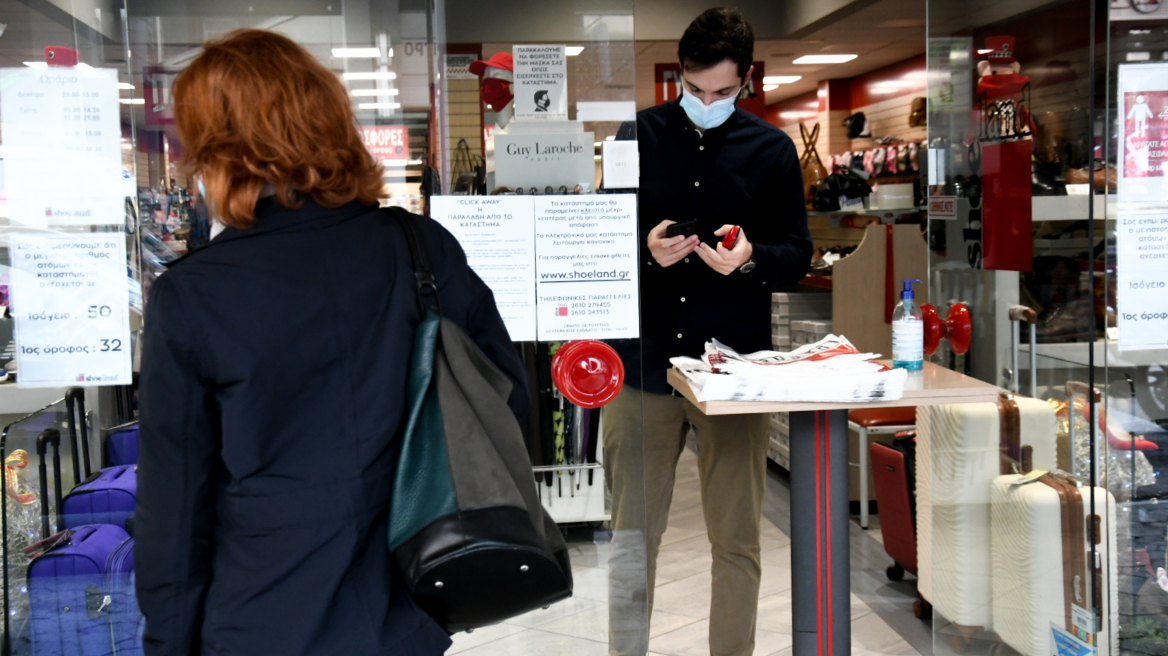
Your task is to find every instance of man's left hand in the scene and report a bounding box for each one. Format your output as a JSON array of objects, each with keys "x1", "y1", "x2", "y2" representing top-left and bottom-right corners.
[{"x1": 695, "y1": 225, "x2": 753, "y2": 276}]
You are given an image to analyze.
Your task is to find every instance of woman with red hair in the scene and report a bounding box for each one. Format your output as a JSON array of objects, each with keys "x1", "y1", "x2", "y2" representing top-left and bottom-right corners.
[{"x1": 136, "y1": 29, "x2": 527, "y2": 655}]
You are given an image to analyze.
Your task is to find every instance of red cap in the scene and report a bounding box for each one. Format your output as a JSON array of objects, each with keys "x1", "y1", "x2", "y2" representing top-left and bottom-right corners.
[
  {"x1": 984, "y1": 36, "x2": 1017, "y2": 64},
  {"x1": 469, "y1": 52, "x2": 513, "y2": 76}
]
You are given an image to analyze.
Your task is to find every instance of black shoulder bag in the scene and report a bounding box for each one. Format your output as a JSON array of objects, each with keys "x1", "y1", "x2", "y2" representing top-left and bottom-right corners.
[{"x1": 387, "y1": 210, "x2": 573, "y2": 633}]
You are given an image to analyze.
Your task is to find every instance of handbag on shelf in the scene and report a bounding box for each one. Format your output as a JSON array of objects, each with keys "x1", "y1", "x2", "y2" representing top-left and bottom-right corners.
[
  {"x1": 450, "y1": 138, "x2": 485, "y2": 195},
  {"x1": 812, "y1": 167, "x2": 873, "y2": 212},
  {"x1": 386, "y1": 209, "x2": 573, "y2": 633},
  {"x1": 908, "y1": 97, "x2": 927, "y2": 128}
]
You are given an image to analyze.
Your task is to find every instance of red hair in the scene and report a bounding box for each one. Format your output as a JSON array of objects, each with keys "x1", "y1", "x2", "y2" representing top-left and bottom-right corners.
[{"x1": 172, "y1": 29, "x2": 384, "y2": 229}]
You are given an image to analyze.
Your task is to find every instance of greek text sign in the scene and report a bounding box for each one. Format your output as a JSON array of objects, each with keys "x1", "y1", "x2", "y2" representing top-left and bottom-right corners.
[
  {"x1": 535, "y1": 195, "x2": 639, "y2": 340},
  {"x1": 1117, "y1": 210, "x2": 1168, "y2": 350},
  {"x1": 0, "y1": 67, "x2": 123, "y2": 227},
  {"x1": 513, "y1": 45, "x2": 568, "y2": 121},
  {"x1": 430, "y1": 196, "x2": 537, "y2": 341},
  {"x1": 11, "y1": 233, "x2": 132, "y2": 387}
]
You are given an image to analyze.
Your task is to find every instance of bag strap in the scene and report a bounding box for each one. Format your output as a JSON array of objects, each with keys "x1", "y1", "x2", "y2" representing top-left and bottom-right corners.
[{"x1": 388, "y1": 209, "x2": 441, "y2": 315}]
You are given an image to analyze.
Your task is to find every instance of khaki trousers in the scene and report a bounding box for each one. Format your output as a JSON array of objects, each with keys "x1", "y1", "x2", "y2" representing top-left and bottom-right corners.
[{"x1": 603, "y1": 385, "x2": 770, "y2": 656}]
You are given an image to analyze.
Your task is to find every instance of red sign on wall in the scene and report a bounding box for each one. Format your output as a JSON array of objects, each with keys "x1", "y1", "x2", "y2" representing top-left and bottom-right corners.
[
  {"x1": 362, "y1": 126, "x2": 409, "y2": 161},
  {"x1": 1123, "y1": 90, "x2": 1168, "y2": 180},
  {"x1": 654, "y1": 61, "x2": 766, "y2": 119}
]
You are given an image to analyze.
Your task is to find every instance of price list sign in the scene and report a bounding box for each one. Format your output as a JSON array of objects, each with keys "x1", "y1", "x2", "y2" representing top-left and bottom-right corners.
[
  {"x1": 11, "y1": 233, "x2": 132, "y2": 387},
  {"x1": 0, "y1": 67, "x2": 123, "y2": 227}
]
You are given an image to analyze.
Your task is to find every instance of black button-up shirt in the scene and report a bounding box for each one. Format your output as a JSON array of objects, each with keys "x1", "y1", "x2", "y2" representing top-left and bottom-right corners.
[{"x1": 615, "y1": 99, "x2": 812, "y2": 394}]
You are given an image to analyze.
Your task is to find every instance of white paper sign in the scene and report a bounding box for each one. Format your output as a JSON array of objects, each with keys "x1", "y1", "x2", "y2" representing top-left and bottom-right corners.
[
  {"x1": 1117, "y1": 210, "x2": 1168, "y2": 351},
  {"x1": 11, "y1": 233, "x2": 132, "y2": 387},
  {"x1": 601, "y1": 140, "x2": 639, "y2": 189},
  {"x1": 430, "y1": 196, "x2": 537, "y2": 341},
  {"x1": 513, "y1": 45, "x2": 568, "y2": 121},
  {"x1": 0, "y1": 67, "x2": 123, "y2": 227},
  {"x1": 535, "y1": 195, "x2": 639, "y2": 341}
]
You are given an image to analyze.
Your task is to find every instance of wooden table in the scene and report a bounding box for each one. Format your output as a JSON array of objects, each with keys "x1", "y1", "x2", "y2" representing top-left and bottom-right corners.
[{"x1": 668, "y1": 362, "x2": 1000, "y2": 656}]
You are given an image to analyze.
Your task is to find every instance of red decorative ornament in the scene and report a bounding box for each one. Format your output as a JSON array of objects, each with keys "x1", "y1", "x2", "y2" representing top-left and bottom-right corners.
[
  {"x1": 551, "y1": 340, "x2": 625, "y2": 409},
  {"x1": 921, "y1": 303, "x2": 972, "y2": 356}
]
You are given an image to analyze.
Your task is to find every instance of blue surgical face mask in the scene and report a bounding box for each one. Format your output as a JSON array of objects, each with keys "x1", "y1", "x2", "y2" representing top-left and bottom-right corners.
[{"x1": 679, "y1": 84, "x2": 740, "y2": 130}]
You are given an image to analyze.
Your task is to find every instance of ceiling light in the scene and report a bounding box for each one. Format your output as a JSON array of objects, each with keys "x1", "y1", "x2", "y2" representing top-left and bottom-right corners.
[
  {"x1": 358, "y1": 102, "x2": 401, "y2": 109},
  {"x1": 1128, "y1": 51, "x2": 1152, "y2": 61},
  {"x1": 565, "y1": 46, "x2": 585, "y2": 56},
  {"x1": 119, "y1": 98, "x2": 145, "y2": 105},
  {"x1": 23, "y1": 62, "x2": 48, "y2": 69},
  {"x1": 793, "y1": 55, "x2": 857, "y2": 65},
  {"x1": 763, "y1": 76, "x2": 802, "y2": 85},
  {"x1": 351, "y1": 88, "x2": 400, "y2": 96},
  {"x1": 118, "y1": 82, "x2": 134, "y2": 90},
  {"x1": 344, "y1": 71, "x2": 397, "y2": 80},
  {"x1": 763, "y1": 84, "x2": 779, "y2": 92},
  {"x1": 1130, "y1": 29, "x2": 1152, "y2": 35},
  {"x1": 333, "y1": 47, "x2": 380, "y2": 58}
]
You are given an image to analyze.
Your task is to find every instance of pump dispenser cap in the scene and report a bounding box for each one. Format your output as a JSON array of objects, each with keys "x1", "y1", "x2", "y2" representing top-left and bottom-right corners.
[{"x1": 902, "y1": 279, "x2": 922, "y2": 300}]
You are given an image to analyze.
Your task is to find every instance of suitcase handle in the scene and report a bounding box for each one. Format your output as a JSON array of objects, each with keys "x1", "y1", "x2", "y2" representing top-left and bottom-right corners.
[
  {"x1": 35, "y1": 429, "x2": 64, "y2": 539},
  {"x1": 64, "y1": 387, "x2": 92, "y2": 484}
]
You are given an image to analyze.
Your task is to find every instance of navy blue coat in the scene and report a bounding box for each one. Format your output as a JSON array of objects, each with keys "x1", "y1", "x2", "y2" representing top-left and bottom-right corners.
[{"x1": 136, "y1": 197, "x2": 528, "y2": 655}]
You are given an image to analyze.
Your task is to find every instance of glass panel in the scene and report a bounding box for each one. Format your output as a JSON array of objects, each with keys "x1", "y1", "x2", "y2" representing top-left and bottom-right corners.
[
  {"x1": 1, "y1": 398, "x2": 71, "y2": 652},
  {"x1": 1106, "y1": 5, "x2": 1168, "y2": 654},
  {"x1": 4, "y1": 0, "x2": 648, "y2": 652},
  {"x1": 925, "y1": 1, "x2": 1112, "y2": 655},
  {"x1": 431, "y1": 5, "x2": 649, "y2": 653}
]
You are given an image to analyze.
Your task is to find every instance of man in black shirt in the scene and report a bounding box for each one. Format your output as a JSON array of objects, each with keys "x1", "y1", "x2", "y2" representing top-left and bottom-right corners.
[{"x1": 603, "y1": 8, "x2": 812, "y2": 656}]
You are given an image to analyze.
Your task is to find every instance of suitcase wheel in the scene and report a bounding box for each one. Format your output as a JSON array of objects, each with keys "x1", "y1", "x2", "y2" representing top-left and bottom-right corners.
[
  {"x1": 886, "y1": 564, "x2": 905, "y2": 581},
  {"x1": 912, "y1": 599, "x2": 932, "y2": 620}
]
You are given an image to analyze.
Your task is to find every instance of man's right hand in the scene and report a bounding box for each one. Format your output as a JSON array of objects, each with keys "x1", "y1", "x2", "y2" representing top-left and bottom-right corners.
[{"x1": 648, "y1": 220, "x2": 699, "y2": 268}]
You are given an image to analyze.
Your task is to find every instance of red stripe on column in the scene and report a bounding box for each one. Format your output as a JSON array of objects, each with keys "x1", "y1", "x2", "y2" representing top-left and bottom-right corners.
[{"x1": 825, "y1": 411, "x2": 834, "y2": 656}]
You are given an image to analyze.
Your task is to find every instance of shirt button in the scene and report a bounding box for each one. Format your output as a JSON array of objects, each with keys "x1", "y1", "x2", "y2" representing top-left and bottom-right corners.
[
  {"x1": 694, "y1": 181, "x2": 700, "y2": 187},
  {"x1": 680, "y1": 297, "x2": 686, "y2": 302},
  {"x1": 677, "y1": 333, "x2": 683, "y2": 339},
  {"x1": 684, "y1": 258, "x2": 690, "y2": 263},
  {"x1": 700, "y1": 145, "x2": 705, "y2": 151}
]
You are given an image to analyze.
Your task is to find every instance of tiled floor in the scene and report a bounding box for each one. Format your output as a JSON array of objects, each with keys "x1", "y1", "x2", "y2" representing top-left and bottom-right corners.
[{"x1": 450, "y1": 445, "x2": 928, "y2": 656}]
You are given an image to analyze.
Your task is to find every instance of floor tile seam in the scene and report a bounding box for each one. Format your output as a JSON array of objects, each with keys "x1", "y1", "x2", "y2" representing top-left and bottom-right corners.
[{"x1": 448, "y1": 627, "x2": 533, "y2": 655}]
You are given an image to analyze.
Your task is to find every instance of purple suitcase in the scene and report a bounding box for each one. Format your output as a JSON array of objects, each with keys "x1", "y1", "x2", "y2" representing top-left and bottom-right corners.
[
  {"x1": 28, "y1": 524, "x2": 135, "y2": 656},
  {"x1": 61, "y1": 466, "x2": 137, "y2": 531},
  {"x1": 102, "y1": 423, "x2": 138, "y2": 468}
]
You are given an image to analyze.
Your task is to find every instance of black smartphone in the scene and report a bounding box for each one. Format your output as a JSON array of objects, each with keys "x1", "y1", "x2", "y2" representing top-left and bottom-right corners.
[{"x1": 664, "y1": 220, "x2": 697, "y2": 238}]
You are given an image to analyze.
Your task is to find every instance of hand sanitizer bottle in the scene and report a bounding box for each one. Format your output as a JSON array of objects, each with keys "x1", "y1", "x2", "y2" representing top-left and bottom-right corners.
[{"x1": 892, "y1": 279, "x2": 923, "y2": 371}]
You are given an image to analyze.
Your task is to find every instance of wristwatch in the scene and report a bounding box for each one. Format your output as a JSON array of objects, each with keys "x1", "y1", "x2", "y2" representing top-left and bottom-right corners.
[{"x1": 737, "y1": 257, "x2": 756, "y2": 274}]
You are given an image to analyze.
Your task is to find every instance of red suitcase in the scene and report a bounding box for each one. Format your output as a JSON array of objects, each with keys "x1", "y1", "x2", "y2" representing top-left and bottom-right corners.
[{"x1": 870, "y1": 437, "x2": 917, "y2": 579}]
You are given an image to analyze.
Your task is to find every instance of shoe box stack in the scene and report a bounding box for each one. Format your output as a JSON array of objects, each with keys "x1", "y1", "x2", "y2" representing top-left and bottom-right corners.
[
  {"x1": 791, "y1": 319, "x2": 833, "y2": 348},
  {"x1": 767, "y1": 412, "x2": 791, "y2": 470},
  {"x1": 771, "y1": 292, "x2": 831, "y2": 351},
  {"x1": 768, "y1": 291, "x2": 832, "y2": 470}
]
